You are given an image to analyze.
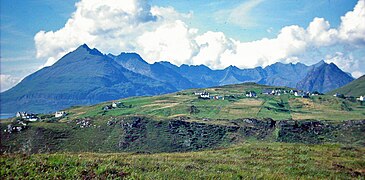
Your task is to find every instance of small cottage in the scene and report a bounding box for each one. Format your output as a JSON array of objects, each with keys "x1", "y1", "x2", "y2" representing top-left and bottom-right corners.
[
  {"x1": 357, "y1": 96, "x2": 364, "y2": 101},
  {"x1": 200, "y1": 91, "x2": 210, "y2": 99},
  {"x1": 112, "y1": 102, "x2": 122, "y2": 108},
  {"x1": 245, "y1": 91, "x2": 257, "y2": 97},
  {"x1": 55, "y1": 111, "x2": 67, "y2": 118}
]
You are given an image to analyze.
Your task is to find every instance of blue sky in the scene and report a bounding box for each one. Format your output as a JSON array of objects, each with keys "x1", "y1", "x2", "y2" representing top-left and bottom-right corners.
[{"x1": 1, "y1": 0, "x2": 364, "y2": 92}]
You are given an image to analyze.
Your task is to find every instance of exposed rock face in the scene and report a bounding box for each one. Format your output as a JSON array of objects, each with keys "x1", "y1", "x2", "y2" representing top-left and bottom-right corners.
[
  {"x1": 1, "y1": 117, "x2": 364, "y2": 154},
  {"x1": 277, "y1": 120, "x2": 365, "y2": 144}
]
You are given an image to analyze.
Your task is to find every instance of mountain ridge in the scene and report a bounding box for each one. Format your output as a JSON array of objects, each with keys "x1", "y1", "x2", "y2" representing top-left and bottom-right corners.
[{"x1": 0, "y1": 44, "x2": 355, "y2": 114}]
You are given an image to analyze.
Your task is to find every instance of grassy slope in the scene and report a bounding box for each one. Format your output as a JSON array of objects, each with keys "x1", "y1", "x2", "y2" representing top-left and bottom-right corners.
[
  {"x1": 328, "y1": 75, "x2": 365, "y2": 97},
  {"x1": 65, "y1": 83, "x2": 365, "y2": 121},
  {"x1": 1, "y1": 142, "x2": 364, "y2": 179},
  {"x1": 2, "y1": 83, "x2": 365, "y2": 178}
]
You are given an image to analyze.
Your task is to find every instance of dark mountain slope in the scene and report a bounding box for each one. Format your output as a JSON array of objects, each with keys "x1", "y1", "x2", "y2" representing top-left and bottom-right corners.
[
  {"x1": 327, "y1": 75, "x2": 365, "y2": 96},
  {"x1": 260, "y1": 62, "x2": 311, "y2": 87},
  {"x1": 296, "y1": 62, "x2": 354, "y2": 93},
  {"x1": 113, "y1": 53, "x2": 196, "y2": 90},
  {"x1": 1, "y1": 45, "x2": 355, "y2": 114},
  {"x1": 1, "y1": 45, "x2": 175, "y2": 113}
]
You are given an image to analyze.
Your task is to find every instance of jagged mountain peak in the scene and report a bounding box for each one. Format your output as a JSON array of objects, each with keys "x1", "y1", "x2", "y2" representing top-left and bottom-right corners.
[
  {"x1": 296, "y1": 62, "x2": 354, "y2": 93},
  {"x1": 74, "y1": 44, "x2": 103, "y2": 56},
  {"x1": 115, "y1": 52, "x2": 148, "y2": 65},
  {"x1": 1, "y1": 44, "x2": 356, "y2": 114}
]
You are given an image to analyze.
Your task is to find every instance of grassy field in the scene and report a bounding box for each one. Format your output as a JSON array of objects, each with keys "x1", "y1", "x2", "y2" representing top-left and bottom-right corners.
[
  {"x1": 1, "y1": 142, "x2": 364, "y2": 179},
  {"x1": 2, "y1": 83, "x2": 364, "y2": 179},
  {"x1": 62, "y1": 83, "x2": 365, "y2": 122}
]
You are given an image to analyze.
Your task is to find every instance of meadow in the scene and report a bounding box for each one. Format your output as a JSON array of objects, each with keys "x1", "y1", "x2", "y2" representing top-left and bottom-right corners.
[
  {"x1": 66, "y1": 83, "x2": 365, "y2": 121},
  {"x1": 1, "y1": 142, "x2": 364, "y2": 179}
]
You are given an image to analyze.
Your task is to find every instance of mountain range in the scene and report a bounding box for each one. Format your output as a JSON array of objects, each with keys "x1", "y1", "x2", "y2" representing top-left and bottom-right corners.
[{"x1": 0, "y1": 44, "x2": 354, "y2": 114}]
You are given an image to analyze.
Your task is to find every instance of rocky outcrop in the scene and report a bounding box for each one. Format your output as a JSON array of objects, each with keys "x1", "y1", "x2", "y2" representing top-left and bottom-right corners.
[
  {"x1": 1, "y1": 117, "x2": 364, "y2": 154},
  {"x1": 277, "y1": 120, "x2": 365, "y2": 145}
]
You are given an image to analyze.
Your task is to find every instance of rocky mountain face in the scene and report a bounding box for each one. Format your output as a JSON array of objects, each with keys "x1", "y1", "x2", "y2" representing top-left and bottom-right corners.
[
  {"x1": 0, "y1": 44, "x2": 354, "y2": 114},
  {"x1": 296, "y1": 61, "x2": 354, "y2": 93},
  {"x1": 327, "y1": 75, "x2": 365, "y2": 97},
  {"x1": 1, "y1": 44, "x2": 176, "y2": 114}
]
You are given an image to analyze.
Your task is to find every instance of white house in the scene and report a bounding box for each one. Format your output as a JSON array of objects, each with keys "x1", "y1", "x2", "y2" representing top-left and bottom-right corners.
[
  {"x1": 112, "y1": 102, "x2": 122, "y2": 108},
  {"x1": 357, "y1": 96, "x2": 364, "y2": 101},
  {"x1": 55, "y1": 111, "x2": 67, "y2": 118},
  {"x1": 200, "y1": 91, "x2": 210, "y2": 99},
  {"x1": 246, "y1": 91, "x2": 257, "y2": 97},
  {"x1": 194, "y1": 92, "x2": 203, "y2": 96},
  {"x1": 16, "y1": 112, "x2": 27, "y2": 118},
  {"x1": 28, "y1": 117, "x2": 39, "y2": 122}
]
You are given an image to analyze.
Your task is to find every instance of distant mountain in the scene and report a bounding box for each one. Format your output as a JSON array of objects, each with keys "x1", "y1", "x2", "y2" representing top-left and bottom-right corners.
[
  {"x1": 0, "y1": 44, "x2": 175, "y2": 113},
  {"x1": 296, "y1": 62, "x2": 354, "y2": 93},
  {"x1": 113, "y1": 53, "x2": 196, "y2": 90},
  {"x1": 260, "y1": 62, "x2": 311, "y2": 87},
  {"x1": 0, "y1": 44, "x2": 355, "y2": 114},
  {"x1": 327, "y1": 75, "x2": 365, "y2": 97}
]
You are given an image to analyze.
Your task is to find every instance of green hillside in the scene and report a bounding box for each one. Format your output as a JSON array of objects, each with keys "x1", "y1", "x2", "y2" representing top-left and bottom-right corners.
[
  {"x1": 328, "y1": 75, "x2": 365, "y2": 97},
  {"x1": 1, "y1": 83, "x2": 365, "y2": 178},
  {"x1": 65, "y1": 83, "x2": 365, "y2": 121}
]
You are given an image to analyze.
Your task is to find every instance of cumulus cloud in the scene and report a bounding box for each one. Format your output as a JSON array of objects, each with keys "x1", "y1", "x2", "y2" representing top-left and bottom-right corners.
[
  {"x1": 338, "y1": 0, "x2": 365, "y2": 45},
  {"x1": 34, "y1": 0, "x2": 365, "y2": 77},
  {"x1": 0, "y1": 74, "x2": 21, "y2": 92},
  {"x1": 325, "y1": 52, "x2": 364, "y2": 78},
  {"x1": 35, "y1": 0, "x2": 159, "y2": 66}
]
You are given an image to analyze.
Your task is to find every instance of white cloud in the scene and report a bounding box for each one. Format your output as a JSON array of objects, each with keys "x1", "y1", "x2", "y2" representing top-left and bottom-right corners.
[
  {"x1": 192, "y1": 31, "x2": 233, "y2": 69},
  {"x1": 136, "y1": 20, "x2": 198, "y2": 65},
  {"x1": 352, "y1": 71, "x2": 364, "y2": 78},
  {"x1": 34, "y1": 0, "x2": 365, "y2": 77},
  {"x1": 307, "y1": 17, "x2": 338, "y2": 46},
  {"x1": 0, "y1": 74, "x2": 21, "y2": 92},
  {"x1": 34, "y1": 0, "x2": 159, "y2": 66},
  {"x1": 325, "y1": 52, "x2": 364, "y2": 78},
  {"x1": 339, "y1": 0, "x2": 365, "y2": 45}
]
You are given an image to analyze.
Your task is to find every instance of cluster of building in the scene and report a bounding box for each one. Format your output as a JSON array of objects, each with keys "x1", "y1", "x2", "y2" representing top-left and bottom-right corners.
[
  {"x1": 16, "y1": 112, "x2": 39, "y2": 121},
  {"x1": 194, "y1": 89, "x2": 312, "y2": 100},
  {"x1": 261, "y1": 89, "x2": 320, "y2": 98},
  {"x1": 194, "y1": 91, "x2": 224, "y2": 100}
]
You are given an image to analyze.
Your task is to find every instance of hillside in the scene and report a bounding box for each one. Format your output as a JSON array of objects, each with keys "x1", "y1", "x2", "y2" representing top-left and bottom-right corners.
[
  {"x1": 0, "y1": 44, "x2": 354, "y2": 114},
  {"x1": 0, "y1": 45, "x2": 176, "y2": 113},
  {"x1": 1, "y1": 83, "x2": 364, "y2": 154},
  {"x1": 1, "y1": 83, "x2": 364, "y2": 178},
  {"x1": 328, "y1": 75, "x2": 365, "y2": 97}
]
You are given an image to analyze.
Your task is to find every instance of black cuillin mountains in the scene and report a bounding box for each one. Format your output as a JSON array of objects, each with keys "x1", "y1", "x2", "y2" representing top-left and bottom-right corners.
[{"x1": 0, "y1": 44, "x2": 354, "y2": 113}]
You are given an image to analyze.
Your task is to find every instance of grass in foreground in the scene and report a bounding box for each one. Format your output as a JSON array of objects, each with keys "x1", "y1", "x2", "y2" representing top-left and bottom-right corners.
[{"x1": 1, "y1": 142, "x2": 364, "y2": 179}]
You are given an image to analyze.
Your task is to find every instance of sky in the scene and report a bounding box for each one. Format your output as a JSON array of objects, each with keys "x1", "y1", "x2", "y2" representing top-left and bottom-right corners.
[{"x1": 1, "y1": 0, "x2": 364, "y2": 92}]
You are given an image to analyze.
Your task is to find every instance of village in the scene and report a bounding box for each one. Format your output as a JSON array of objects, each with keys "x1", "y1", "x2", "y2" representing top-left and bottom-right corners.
[
  {"x1": 4, "y1": 87, "x2": 364, "y2": 134},
  {"x1": 193, "y1": 89, "x2": 313, "y2": 100},
  {"x1": 193, "y1": 88, "x2": 363, "y2": 100}
]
